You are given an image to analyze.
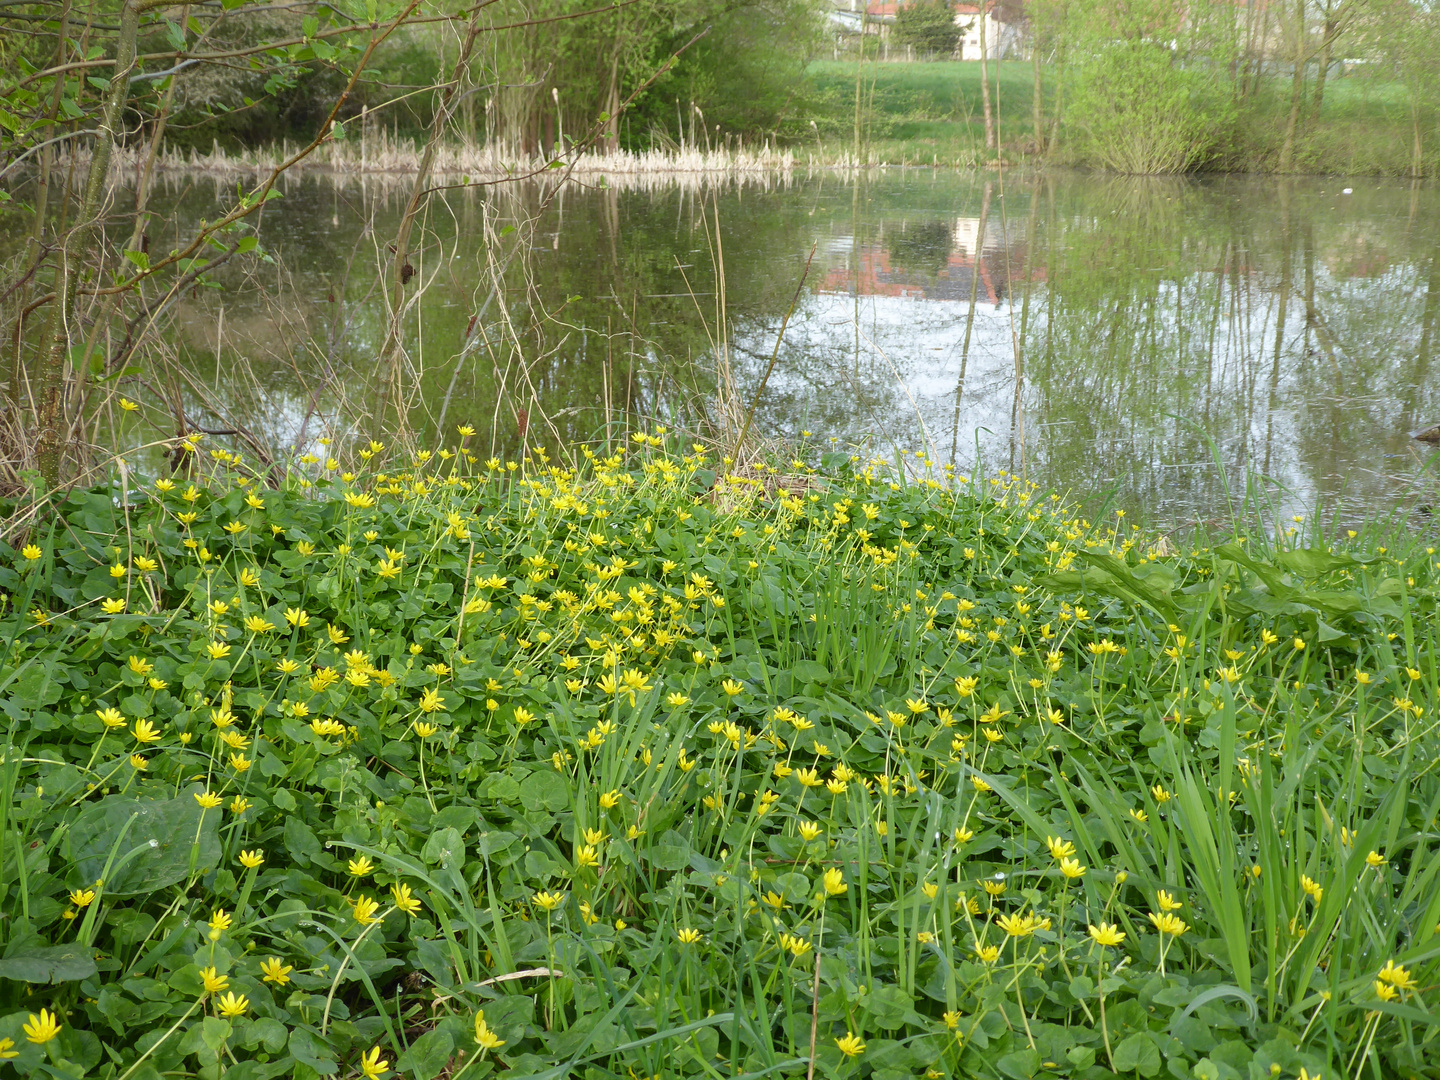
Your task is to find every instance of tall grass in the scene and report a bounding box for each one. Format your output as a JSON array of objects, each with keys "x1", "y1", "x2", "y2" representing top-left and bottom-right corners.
[{"x1": 0, "y1": 434, "x2": 1436, "y2": 1078}]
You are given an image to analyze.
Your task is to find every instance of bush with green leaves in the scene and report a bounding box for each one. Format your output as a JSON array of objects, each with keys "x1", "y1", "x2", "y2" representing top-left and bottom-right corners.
[{"x1": 1, "y1": 432, "x2": 1437, "y2": 1080}]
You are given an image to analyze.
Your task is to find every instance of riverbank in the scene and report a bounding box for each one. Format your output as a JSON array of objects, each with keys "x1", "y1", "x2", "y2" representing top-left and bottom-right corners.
[
  {"x1": 127, "y1": 60, "x2": 1436, "y2": 179},
  {"x1": 1, "y1": 435, "x2": 1435, "y2": 1078}
]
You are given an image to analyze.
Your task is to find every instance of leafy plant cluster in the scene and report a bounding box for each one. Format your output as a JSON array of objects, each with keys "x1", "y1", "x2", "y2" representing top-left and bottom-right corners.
[{"x1": 0, "y1": 433, "x2": 1437, "y2": 1080}]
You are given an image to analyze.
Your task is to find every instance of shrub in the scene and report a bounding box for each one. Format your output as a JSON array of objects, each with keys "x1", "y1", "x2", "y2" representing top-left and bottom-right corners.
[{"x1": 1067, "y1": 42, "x2": 1235, "y2": 173}]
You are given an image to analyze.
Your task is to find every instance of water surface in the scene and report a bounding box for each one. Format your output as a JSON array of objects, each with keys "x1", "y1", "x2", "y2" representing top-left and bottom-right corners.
[{"x1": 152, "y1": 168, "x2": 1440, "y2": 525}]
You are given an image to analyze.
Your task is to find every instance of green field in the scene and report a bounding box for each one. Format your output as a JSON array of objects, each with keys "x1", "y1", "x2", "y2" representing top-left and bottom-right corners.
[
  {"x1": 2, "y1": 435, "x2": 1438, "y2": 1078},
  {"x1": 803, "y1": 59, "x2": 1431, "y2": 174}
]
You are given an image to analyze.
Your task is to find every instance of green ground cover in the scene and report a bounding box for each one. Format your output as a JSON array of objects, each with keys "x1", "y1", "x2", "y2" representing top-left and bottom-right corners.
[{"x1": 1, "y1": 434, "x2": 1438, "y2": 1079}]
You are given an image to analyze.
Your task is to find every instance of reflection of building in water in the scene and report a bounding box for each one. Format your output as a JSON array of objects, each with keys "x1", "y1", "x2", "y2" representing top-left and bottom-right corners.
[{"x1": 817, "y1": 218, "x2": 1034, "y2": 304}]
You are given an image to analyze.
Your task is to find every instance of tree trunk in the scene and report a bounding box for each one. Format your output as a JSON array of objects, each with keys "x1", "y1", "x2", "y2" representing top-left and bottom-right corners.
[
  {"x1": 603, "y1": 49, "x2": 621, "y2": 154},
  {"x1": 36, "y1": 0, "x2": 143, "y2": 486},
  {"x1": 1311, "y1": 15, "x2": 1336, "y2": 116},
  {"x1": 979, "y1": 9, "x2": 995, "y2": 151},
  {"x1": 1032, "y1": 41, "x2": 1044, "y2": 154},
  {"x1": 1277, "y1": 0, "x2": 1306, "y2": 173}
]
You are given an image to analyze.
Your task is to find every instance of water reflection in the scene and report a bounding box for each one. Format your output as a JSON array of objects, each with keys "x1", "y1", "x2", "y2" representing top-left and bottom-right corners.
[{"x1": 139, "y1": 169, "x2": 1438, "y2": 524}]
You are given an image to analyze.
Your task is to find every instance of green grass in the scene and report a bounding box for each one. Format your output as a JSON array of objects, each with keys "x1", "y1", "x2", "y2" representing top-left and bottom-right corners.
[
  {"x1": 806, "y1": 60, "x2": 1043, "y2": 164},
  {"x1": 1, "y1": 435, "x2": 1439, "y2": 1079},
  {"x1": 801, "y1": 59, "x2": 1432, "y2": 174}
]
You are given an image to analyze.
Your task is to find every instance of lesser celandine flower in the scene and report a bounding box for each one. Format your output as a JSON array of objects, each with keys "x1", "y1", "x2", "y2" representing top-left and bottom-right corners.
[
  {"x1": 199, "y1": 967, "x2": 228, "y2": 993},
  {"x1": 391, "y1": 883, "x2": 421, "y2": 916},
  {"x1": 821, "y1": 868, "x2": 847, "y2": 896},
  {"x1": 676, "y1": 927, "x2": 702, "y2": 944},
  {"x1": 1088, "y1": 922, "x2": 1126, "y2": 947},
  {"x1": 359, "y1": 1046, "x2": 389, "y2": 1079},
  {"x1": 194, "y1": 791, "x2": 222, "y2": 809},
  {"x1": 835, "y1": 1032, "x2": 865, "y2": 1058},
  {"x1": 474, "y1": 1010, "x2": 504, "y2": 1050},
  {"x1": 533, "y1": 891, "x2": 565, "y2": 911},
  {"x1": 23, "y1": 1009, "x2": 61, "y2": 1044},
  {"x1": 348, "y1": 856, "x2": 374, "y2": 878},
  {"x1": 260, "y1": 958, "x2": 292, "y2": 985},
  {"x1": 352, "y1": 896, "x2": 381, "y2": 925},
  {"x1": 239, "y1": 850, "x2": 264, "y2": 869}
]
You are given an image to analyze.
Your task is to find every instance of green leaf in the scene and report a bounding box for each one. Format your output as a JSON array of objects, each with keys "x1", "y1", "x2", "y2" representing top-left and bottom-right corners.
[
  {"x1": 68, "y1": 787, "x2": 221, "y2": 897},
  {"x1": 394, "y1": 1029, "x2": 453, "y2": 1080},
  {"x1": 0, "y1": 943, "x2": 98, "y2": 984},
  {"x1": 519, "y1": 769, "x2": 569, "y2": 812},
  {"x1": 288, "y1": 1028, "x2": 338, "y2": 1074},
  {"x1": 1113, "y1": 1032, "x2": 1162, "y2": 1076}
]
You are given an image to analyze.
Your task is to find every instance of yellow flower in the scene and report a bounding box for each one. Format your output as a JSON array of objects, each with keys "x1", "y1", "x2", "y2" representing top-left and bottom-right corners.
[
  {"x1": 199, "y1": 966, "x2": 229, "y2": 993},
  {"x1": 206, "y1": 642, "x2": 231, "y2": 659},
  {"x1": 1046, "y1": 836, "x2": 1075, "y2": 861},
  {"x1": 973, "y1": 941, "x2": 1001, "y2": 963},
  {"x1": 821, "y1": 867, "x2": 847, "y2": 896},
  {"x1": 23, "y1": 1009, "x2": 61, "y2": 1044},
  {"x1": 414, "y1": 722, "x2": 437, "y2": 738},
  {"x1": 1148, "y1": 912, "x2": 1189, "y2": 937},
  {"x1": 474, "y1": 1010, "x2": 505, "y2": 1050},
  {"x1": 419, "y1": 688, "x2": 445, "y2": 713},
  {"x1": 209, "y1": 909, "x2": 233, "y2": 933},
  {"x1": 834, "y1": 1032, "x2": 866, "y2": 1058},
  {"x1": 721, "y1": 679, "x2": 745, "y2": 696},
  {"x1": 1376, "y1": 959, "x2": 1417, "y2": 991},
  {"x1": 795, "y1": 767, "x2": 823, "y2": 788},
  {"x1": 1300, "y1": 875, "x2": 1323, "y2": 902},
  {"x1": 1156, "y1": 889, "x2": 1182, "y2": 912},
  {"x1": 905, "y1": 697, "x2": 928, "y2": 714},
  {"x1": 797, "y1": 821, "x2": 822, "y2": 841},
  {"x1": 677, "y1": 927, "x2": 702, "y2": 944},
  {"x1": 260, "y1": 957, "x2": 293, "y2": 985},
  {"x1": 21, "y1": 544, "x2": 43, "y2": 561},
  {"x1": 239, "y1": 850, "x2": 265, "y2": 869},
  {"x1": 359, "y1": 1046, "x2": 390, "y2": 1079},
  {"x1": 353, "y1": 896, "x2": 382, "y2": 925},
  {"x1": 576, "y1": 845, "x2": 601, "y2": 869},
  {"x1": 348, "y1": 856, "x2": 375, "y2": 878},
  {"x1": 101, "y1": 598, "x2": 126, "y2": 614},
  {"x1": 533, "y1": 891, "x2": 565, "y2": 911},
  {"x1": 228, "y1": 753, "x2": 251, "y2": 772},
  {"x1": 194, "y1": 791, "x2": 222, "y2": 809},
  {"x1": 1365, "y1": 850, "x2": 1385, "y2": 868},
  {"x1": 1059, "y1": 857, "x2": 1086, "y2": 880},
  {"x1": 68, "y1": 888, "x2": 96, "y2": 908},
  {"x1": 997, "y1": 912, "x2": 1044, "y2": 938},
  {"x1": 1374, "y1": 981, "x2": 1398, "y2": 1002},
  {"x1": 391, "y1": 883, "x2": 422, "y2": 916},
  {"x1": 599, "y1": 789, "x2": 622, "y2": 809},
  {"x1": 1088, "y1": 922, "x2": 1126, "y2": 947},
  {"x1": 0, "y1": 1036, "x2": 16, "y2": 1059},
  {"x1": 97, "y1": 707, "x2": 126, "y2": 728},
  {"x1": 216, "y1": 992, "x2": 249, "y2": 1018},
  {"x1": 780, "y1": 933, "x2": 811, "y2": 957},
  {"x1": 284, "y1": 607, "x2": 309, "y2": 627},
  {"x1": 129, "y1": 755, "x2": 148, "y2": 770},
  {"x1": 244, "y1": 615, "x2": 275, "y2": 633}
]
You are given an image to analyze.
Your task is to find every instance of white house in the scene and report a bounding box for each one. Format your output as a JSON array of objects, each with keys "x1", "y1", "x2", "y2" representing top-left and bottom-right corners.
[{"x1": 952, "y1": 3, "x2": 1006, "y2": 60}]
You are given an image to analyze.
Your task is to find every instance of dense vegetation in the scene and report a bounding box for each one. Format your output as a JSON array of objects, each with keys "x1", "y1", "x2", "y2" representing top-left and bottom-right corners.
[{"x1": 1, "y1": 435, "x2": 1437, "y2": 1079}]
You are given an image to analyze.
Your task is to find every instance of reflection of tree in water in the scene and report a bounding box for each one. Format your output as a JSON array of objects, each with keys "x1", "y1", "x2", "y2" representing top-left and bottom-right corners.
[{"x1": 886, "y1": 220, "x2": 954, "y2": 280}]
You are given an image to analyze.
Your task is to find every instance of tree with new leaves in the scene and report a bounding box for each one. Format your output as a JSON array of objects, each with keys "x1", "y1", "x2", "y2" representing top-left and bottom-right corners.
[{"x1": 894, "y1": 1, "x2": 961, "y2": 56}]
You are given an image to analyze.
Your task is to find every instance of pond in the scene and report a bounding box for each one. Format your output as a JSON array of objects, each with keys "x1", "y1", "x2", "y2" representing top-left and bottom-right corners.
[{"x1": 144, "y1": 167, "x2": 1440, "y2": 526}]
